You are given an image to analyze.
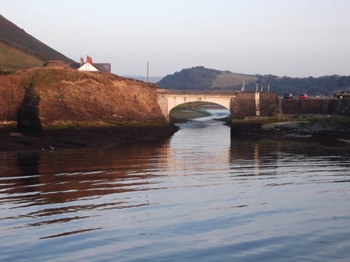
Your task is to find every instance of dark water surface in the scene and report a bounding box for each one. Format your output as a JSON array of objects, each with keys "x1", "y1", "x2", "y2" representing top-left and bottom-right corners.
[{"x1": 1, "y1": 110, "x2": 350, "y2": 261}]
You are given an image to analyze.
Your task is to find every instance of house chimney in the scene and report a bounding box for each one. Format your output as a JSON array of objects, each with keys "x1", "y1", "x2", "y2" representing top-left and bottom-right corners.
[
  {"x1": 87, "y1": 55, "x2": 93, "y2": 64},
  {"x1": 80, "y1": 57, "x2": 84, "y2": 65}
]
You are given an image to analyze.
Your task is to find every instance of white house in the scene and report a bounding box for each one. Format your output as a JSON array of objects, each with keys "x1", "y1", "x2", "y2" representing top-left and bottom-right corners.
[
  {"x1": 78, "y1": 62, "x2": 99, "y2": 72},
  {"x1": 71, "y1": 55, "x2": 111, "y2": 73},
  {"x1": 78, "y1": 55, "x2": 99, "y2": 72}
]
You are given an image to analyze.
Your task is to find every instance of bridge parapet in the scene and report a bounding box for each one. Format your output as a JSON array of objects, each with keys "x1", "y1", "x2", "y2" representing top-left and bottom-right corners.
[
  {"x1": 157, "y1": 89, "x2": 239, "y2": 96},
  {"x1": 157, "y1": 89, "x2": 350, "y2": 123}
]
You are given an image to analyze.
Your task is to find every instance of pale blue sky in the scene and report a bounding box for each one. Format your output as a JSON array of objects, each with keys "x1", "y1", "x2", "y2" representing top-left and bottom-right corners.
[{"x1": 2, "y1": 0, "x2": 350, "y2": 77}]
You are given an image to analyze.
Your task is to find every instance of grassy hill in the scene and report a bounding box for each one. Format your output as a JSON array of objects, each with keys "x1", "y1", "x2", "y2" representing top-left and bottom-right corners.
[
  {"x1": 0, "y1": 14, "x2": 74, "y2": 72},
  {"x1": 212, "y1": 71, "x2": 258, "y2": 89},
  {"x1": 157, "y1": 66, "x2": 258, "y2": 90},
  {"x1": 0, "y1": 42, "x2": 43, "y2": 70},
  {"x1": 157, "y1": 66, "x2": 350, "y2": 96}
]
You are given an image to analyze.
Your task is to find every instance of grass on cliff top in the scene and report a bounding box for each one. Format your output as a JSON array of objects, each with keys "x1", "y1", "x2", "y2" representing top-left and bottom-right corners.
[
  {"x1": 44, "y1": 120, "x2": 171, "y2": 130},
  {"x1": 16, "y1": 67, "x2": 117, "y2": 87},
  {"x1": 9, "y1": 68, "x2": 155, "y2": 94},
  {"x1": 0, "y1": 121, "x2": 17, "y2": 129},
  {"x1": 1, "y1": 120, "x2": 170, "y2": 132}
]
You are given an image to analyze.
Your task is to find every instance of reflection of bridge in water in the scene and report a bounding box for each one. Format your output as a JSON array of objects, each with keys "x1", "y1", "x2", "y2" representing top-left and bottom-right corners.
[{"x1": 157, "y1": 89, "x2": 240, "y2": 121}]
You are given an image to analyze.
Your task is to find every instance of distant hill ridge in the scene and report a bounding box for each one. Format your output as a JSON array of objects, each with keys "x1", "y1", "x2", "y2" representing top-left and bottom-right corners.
[
  {"x1": 0, "y1": 14, "x2": 74, "y2": 71},
  {"x1": 157, "y1": 66, "x2": 257, "y2": 90},
  {"x1": 157, "y1": 66, "x2": 350, "y2": 96}
]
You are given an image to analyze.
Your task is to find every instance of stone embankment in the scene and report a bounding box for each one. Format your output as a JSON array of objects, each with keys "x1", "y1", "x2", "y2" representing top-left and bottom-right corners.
[
  {"x1": 231, "y1": 115, "x2": 350, "y2": 146},
  {"x1": 0, "y1": 68, "x2": 177, "y2": 151},
  {"x1": 230, "y1": 92, "x2": 350, "y2": 144},
  {"x1": 281, "y1": 99, "x2": 350, "y2": 116},
  {"x1": 231, "y1": 92, "x2": 350, "y2": 118}
]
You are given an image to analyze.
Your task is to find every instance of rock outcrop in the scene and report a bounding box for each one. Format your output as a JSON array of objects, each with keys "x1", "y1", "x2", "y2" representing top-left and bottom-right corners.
[
  {"x1": 0, "y1": 68, "x2": 165, "y2": 129},
  {"x1": 0, "y1": 68, "x2": 177, "y2": 151}
]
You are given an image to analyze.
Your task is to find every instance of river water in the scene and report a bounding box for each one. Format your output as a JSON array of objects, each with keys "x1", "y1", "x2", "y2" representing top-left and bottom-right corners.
[{"x1": 1, "y1": 110, "x2": 350, "y2": 261}]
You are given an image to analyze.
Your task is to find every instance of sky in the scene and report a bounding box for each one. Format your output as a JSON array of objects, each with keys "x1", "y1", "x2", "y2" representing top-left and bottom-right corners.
[{"x1": 1, "y1": 0, "x2": 350, "y2": 78}]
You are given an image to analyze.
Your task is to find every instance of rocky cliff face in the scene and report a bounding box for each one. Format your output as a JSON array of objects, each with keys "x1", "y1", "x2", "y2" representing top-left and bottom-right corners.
[
  {"x1": 0, "y1": 68, "x2": 165, "y2": 132},
  {"x1": 0, "y1": 68, "x2": 178, "y2": 151}
]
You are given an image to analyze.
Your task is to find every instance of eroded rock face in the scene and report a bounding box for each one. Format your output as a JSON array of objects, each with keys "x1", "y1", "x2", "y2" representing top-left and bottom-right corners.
[
  {"x1": 0, "y1": 68, "x2": 165, "y2": 132},
  {"x1": 0, "y1": 75, "x2": 25, "y2": 121}
]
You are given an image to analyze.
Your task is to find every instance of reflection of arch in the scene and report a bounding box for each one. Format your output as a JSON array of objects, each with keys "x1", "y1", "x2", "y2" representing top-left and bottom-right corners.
[{"x1": 169, "y1": 101, "x2": 231, "y2": 122}]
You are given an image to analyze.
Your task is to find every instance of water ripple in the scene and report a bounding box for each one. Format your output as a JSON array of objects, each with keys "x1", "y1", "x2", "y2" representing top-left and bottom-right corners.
[{"x1": 1, "y1": 115, "x2": 350, "y2": 261}]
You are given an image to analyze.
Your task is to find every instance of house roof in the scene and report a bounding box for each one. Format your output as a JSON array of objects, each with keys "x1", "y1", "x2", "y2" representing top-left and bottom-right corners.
[
  {"x1": 78, "y1": 62, "x2": 99, "y2": 72},
  {"x1": 69, "y1": 61, "x2": 111, "y2": 73},
  {"x1": 94, "y1": 63, "x2": 111, "y2": 73}
]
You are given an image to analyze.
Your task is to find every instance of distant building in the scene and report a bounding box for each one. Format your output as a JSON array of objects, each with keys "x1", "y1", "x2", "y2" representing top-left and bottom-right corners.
[
  {"x1": 78, "y1": 56, "x2": 99, "y2": 72},
  {"x1": 70, "y1": 55, "x2": 111, "y2": 73},
  {"x1": 78, "y1": 62, "x2": 99, "y2": 71},
  {"x1": 43, "y1": 60, "x2": 69, "y2": 68}
]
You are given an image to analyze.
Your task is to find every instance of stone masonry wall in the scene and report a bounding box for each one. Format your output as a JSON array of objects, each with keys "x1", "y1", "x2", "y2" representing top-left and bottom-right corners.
[
  {"x1": 231, "y1": 92, "x2": 279, "y2": 119},
  {"x1": 231, "y1": 92, "x2": 350, "y2": 119},
  {"x1": 231, "y1": 92, "x2": 256, "y2": 119},
  {"x1": 157, "y1": 95, "x2": 169, "y2": 120},
  {"x1": 281, "y1": 99, "x2": 350, "y2": 116},
  {"x1": 259, "y1": 92, "x2": 280, "y2": 117}
]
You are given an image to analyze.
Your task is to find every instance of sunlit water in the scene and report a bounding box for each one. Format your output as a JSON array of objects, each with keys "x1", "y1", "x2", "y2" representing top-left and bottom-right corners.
[{"x1": 1, "y1": 110, "x2": 350, "y2": 261}]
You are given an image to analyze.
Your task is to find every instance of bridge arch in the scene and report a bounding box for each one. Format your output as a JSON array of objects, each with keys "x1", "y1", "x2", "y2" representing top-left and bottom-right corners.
[
  {"x1": 167, "y1": 96, "x2": 231, "y2": 112},
  {"x1": 157, "y1": 90, "x2": 235, "y2": 121}
]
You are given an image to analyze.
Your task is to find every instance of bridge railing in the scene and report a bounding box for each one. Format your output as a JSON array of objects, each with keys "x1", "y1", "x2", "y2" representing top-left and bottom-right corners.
[{"x1": 156, "y1": 89, "x2": 240, "y2": 96}]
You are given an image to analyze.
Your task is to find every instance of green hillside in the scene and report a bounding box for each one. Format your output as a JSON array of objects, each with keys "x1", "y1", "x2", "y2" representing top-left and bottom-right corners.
[
  {"x1": 254, "y1": 74, "x2": 350, "y2": 96},
  {"x1": 157, "y1": 66, "x2": 350, "y2": 96},
  {"x1": 0, "y1": 42, "x2": 43, "y2": 70},
  {"x1": 0, "y1": 14, "x2": 74, "y2": 72},
  {"x1": 157, "y1": 66, "x2": 257, "y2": 90}
]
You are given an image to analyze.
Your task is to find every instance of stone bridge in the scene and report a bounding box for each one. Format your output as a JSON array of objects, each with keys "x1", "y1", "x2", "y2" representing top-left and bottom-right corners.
[
  {"x1": 157, "y1": 89, "x2": 350, "y2": 122},
  {"x1": 156, "y1": 90, "x2": 269, "y2": 121}
]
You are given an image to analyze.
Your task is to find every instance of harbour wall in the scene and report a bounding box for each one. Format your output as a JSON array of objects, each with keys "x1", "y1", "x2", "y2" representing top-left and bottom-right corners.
[{"x1": 230, "y1": 92, "x2": 350, "y2": 119}]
